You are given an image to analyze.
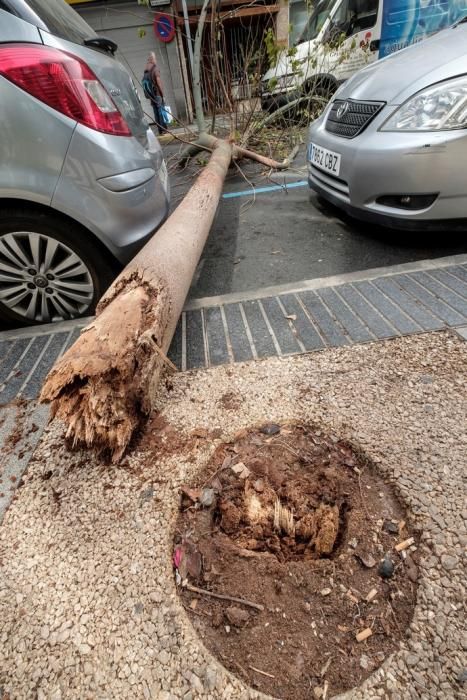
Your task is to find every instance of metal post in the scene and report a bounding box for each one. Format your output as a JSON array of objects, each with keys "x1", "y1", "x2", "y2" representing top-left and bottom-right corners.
[{"x1": 180, "y1": 0, "x2": 195, "y2": 76}]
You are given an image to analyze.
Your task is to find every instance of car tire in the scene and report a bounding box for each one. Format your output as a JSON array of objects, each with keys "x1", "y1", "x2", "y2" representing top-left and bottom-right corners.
[{"x1": 0, "y1": 209, "x2": 116, "y2": 327}]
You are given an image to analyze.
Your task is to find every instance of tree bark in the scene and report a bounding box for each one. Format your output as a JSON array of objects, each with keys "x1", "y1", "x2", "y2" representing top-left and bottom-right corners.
[{"x1": 40, "y1": 140, "x2": 232, "y2": 462}]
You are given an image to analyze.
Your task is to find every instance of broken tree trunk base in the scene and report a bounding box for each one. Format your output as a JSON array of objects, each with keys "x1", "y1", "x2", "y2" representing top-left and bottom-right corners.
[
  {"x1": 42, "y1": 283, "x2": 168, "y2": 461},
  {"x1": 40, "y1": 140, "x2": 233, "y2": 462}
]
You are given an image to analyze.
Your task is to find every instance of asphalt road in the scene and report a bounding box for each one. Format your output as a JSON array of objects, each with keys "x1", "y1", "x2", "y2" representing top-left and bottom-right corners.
[{"x1": 163, "y1": 142, "x2": 467, "y2": 302}]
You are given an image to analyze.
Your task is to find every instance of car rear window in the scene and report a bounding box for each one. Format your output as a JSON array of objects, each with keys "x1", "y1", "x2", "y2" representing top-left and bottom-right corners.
[{"x1": 1, "y1": 0, "x2": 96, "y2": 44}]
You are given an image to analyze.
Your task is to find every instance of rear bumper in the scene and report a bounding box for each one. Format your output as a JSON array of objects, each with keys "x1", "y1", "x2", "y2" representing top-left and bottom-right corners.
[{"x1": 52, "y1": 126, "x2": 170, "y2": 263}]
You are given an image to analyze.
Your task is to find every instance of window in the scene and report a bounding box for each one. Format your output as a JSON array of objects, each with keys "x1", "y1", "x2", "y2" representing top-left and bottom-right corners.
[
  {"x1": 331, "y1": 0, "x2": 378, "y2": 37},
  {"x1": 296, "y1": 0, "x2": 337, "y2": 44},
  {"x1": 1, "y1": 0, "x2": 96, "y2": 44}
]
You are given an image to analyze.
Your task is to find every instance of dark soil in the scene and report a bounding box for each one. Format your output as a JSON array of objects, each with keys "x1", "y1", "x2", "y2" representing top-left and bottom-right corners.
[{"x1": 174, "y1": 423, "x2": 419, "y2": 699}]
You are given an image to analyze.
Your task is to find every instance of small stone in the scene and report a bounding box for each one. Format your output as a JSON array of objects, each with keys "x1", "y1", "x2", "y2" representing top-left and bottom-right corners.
[
  {"x1": 320, "y1": 588, "x2": 332, "y2": 596},
  {"x1": 57, "y1": 628, "x2": 70, "y2": 643},
  {"x1": 378, "y1": 557, "x2": 395, "y2": 579},
  {"x1": 405, "y1": 553, "x2": 418, "y2": 582},
  {"x1": 140, "y1": 487, "x2": 154, "y2": 503},
  {"x1": 225, "y1": 606, "x2": 250, "y2": 627},
  {"x1": 313, "y1": 688, "x2": 323, "y2": 699},
  {"x1": 204, "y1": 667, "x2": 217, "y2": 691},
  {"x1": 360, "y1": 654, "x2": 370, "y2": 670},
  {"x1": 260, "y1": 423, "x2": 281, "y2": 436},
  {"x1": 457, "y1": 670, "x2": 467, "y2": 684},
  {"x1": 199, "y1": 488, "x2": 215, "y2": 508},
  {"x1": 406, "y1": 654, "x2": 419, "y2": 667},
  {"x1": 348, "y1": 538, "x2": 358, "y2": 549},
  {"x1": 83, "y1": 661, "x2": 93, "y2": 675},
  {"x1": 253, "y1": 479, "x2": 265, "y2": 493},
  {"x1": 40, "y1": 626, "x2": 50, "y2": 640},
  {"x1": 383, "y1": 520, "x2": 399, "y2": 535},
  {"x1": 441, "y1": 554, "x2": 458, "y2": 571},
  {"x1": 79, "y1": 644, "x2": 91, "y2": 655},
  {"x1": 158, "y1": 650, "x2": 170, "y2": 666}
]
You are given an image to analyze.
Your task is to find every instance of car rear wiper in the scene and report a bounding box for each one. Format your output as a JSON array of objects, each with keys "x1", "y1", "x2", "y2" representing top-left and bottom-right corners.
[{"x1": 84, "y1": 37, "x2": 117, "y2": 55}]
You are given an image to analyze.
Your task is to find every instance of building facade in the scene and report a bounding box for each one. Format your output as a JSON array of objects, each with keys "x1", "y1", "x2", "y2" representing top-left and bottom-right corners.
[{"x1": 67, "y1": 0, "x2": 310, "y2": 120}]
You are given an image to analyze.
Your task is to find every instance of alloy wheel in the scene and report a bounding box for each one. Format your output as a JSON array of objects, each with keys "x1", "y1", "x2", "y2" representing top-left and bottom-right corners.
[{"x1": 0, "y1": 231, "x2": 94, "y2": 323}]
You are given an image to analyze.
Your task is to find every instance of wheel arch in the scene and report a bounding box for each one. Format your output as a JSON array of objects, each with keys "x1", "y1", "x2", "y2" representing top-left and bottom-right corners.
[{"x1": 304, "y1": 73, "x2": 339, "y2": 98}]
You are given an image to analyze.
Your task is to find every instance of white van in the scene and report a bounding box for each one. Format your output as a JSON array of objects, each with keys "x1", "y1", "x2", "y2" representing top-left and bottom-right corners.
[{"x1": 261, "y1": 0, "x2": 467, "y2": 111}]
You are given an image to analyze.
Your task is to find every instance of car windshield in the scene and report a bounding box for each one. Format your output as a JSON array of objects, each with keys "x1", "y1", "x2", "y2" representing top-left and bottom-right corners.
[
  {"x1": 295, "y1": 0, "x2": 336, "y2": 44},
  {"x1": 22, "y1": 0, "x2": 96, "y2": 44}
]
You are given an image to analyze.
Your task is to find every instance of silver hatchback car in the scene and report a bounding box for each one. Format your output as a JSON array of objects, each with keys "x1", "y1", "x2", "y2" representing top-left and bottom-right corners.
[
  {"x1": 308, "y1": 17, "x2": 467, "y2": 230},
  {"x1": 0, "y1": 0, "x2": 169, "y2": 326}
]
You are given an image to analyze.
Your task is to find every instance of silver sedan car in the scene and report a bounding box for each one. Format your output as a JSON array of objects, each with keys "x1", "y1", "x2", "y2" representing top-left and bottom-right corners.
[
  {"x1": 0, "y1": 0, "x2": 169, "y2": 327},
  {"x1": 308, "y1": 17, "x2": 467, "y2": 230}
]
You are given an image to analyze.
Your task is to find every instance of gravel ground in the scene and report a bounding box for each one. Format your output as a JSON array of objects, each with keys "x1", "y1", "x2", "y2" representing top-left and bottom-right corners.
[{"x1": 0, "y1": 331, "x2": 466, "y2": 700}]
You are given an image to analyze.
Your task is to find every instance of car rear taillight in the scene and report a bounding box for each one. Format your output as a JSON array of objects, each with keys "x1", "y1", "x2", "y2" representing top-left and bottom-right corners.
[{"x1": 0, "y1": 44, "x2": 131, "y2": 136}]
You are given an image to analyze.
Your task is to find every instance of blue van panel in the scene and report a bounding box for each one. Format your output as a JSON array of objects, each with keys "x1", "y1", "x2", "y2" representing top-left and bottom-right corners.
[{"x1": 379, "y1": 0, "x2": 467, "y2": 57}]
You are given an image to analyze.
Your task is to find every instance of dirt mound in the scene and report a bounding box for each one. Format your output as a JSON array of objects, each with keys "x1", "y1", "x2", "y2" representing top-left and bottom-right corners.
[{"x1": 174, "y1": 423, "x2": 419, "y2": 699}]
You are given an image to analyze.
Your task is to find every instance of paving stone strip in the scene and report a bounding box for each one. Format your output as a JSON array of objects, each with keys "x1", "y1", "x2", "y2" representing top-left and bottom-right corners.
[
  {"x1": 0, "y1": 332, "x2": 465, "y2": 699},
  {"x1": 1, "y1": 262, "x2": 466, "y2": 394}
]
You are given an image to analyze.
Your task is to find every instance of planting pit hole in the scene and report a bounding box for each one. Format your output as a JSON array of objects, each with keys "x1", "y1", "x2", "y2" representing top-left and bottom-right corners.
[{"x1": 174, "y1": 423, "x2": 419, "y2": 699}]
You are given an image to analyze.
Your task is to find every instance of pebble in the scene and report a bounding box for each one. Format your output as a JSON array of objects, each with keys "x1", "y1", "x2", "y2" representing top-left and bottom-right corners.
[
  {"x1": 360, "y1": 654, "x2": 371, "y2": 670},
  {"x1": 441, "y1": 554, "x2": 458, "y2": 571},
  {"x1": 260, "y1": 423, "x2": 281, "y2": 435},
  {"x1": 383, "y1": 520, "x2": 399, "y2": 535},
  {"x1": 378, "y1": 557, "x2": 395, "y2": 579},
  {"x1": 406, "y1": 654, "x2": 419, "y2": 667}
]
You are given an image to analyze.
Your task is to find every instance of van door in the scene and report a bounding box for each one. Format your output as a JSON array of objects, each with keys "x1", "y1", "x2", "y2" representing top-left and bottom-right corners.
[{"x1": 323, "y1": 0, "x2": 381, "y2": 81}]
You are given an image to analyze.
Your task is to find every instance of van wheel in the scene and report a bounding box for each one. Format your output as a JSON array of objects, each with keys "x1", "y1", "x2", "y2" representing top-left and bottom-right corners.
[{"x1": 0, "y1": 210, "x2": 116, "y2": 327}]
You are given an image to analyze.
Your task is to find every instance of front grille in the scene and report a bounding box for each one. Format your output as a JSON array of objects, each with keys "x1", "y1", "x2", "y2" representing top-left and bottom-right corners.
[{"x1": 326, "y1": 99, "x2": 385, "y2": 138}]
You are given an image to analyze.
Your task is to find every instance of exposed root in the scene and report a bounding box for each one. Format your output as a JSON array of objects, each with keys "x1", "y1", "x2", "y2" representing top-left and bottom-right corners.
[{"x1": 273, "y1": 499, "x2": 295, "y2": 537}]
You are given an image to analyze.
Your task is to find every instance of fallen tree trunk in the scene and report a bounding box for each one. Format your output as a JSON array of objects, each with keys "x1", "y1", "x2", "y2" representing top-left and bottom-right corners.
[
  {"x1": 40, "y1": 139, "x2": 232, "y2": 462},
  {"x1": 40, "y1": 0, "x2": 299, "y2": 463}
]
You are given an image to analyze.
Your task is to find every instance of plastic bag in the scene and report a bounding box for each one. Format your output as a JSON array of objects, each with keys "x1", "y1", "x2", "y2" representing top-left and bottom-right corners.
[{"x1": 160, "y1": 103, "x2": 173, "y2": 126}]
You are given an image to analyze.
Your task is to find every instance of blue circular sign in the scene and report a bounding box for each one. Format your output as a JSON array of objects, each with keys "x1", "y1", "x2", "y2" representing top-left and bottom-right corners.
[{"x1": 153, "y1": 13, "x2": 175, "y2": 43}]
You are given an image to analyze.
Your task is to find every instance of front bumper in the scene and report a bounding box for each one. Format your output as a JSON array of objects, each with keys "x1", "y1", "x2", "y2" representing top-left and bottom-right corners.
[{"x1": 307, "y1": 105, "x2": 467, "y2": 230}]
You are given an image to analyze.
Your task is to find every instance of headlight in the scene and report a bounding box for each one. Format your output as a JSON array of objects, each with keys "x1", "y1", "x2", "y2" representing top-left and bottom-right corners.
[{"x1": 381, "y1": 76, "x2": 467, "y2": 131}]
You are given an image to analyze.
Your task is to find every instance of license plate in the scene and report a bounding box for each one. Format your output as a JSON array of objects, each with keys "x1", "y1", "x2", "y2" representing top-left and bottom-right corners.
[{"x1": 309, "y1": 143, "x2": 341, "y2": 176}]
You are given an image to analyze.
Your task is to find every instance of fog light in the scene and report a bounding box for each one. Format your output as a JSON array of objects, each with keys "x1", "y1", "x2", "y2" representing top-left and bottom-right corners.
[{"x1": 376, "y1": 194, "x2": 438, "y2": 210}]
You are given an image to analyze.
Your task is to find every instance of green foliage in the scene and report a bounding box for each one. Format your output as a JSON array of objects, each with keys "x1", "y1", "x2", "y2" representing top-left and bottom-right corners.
[
  {"x1": 138, "y1": 28, "x2": 147, "y2": 39},
  {"x1": 264, "y1": 28, "x2": 281, "y2": 69},
  {"x1": 268, "y1": 76, "x2": 278, "y2": 91}
]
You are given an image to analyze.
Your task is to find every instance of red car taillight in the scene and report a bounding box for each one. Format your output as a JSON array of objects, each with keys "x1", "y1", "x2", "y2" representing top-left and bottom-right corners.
[{"x1": 0, "y1": 44, "x2": 131, "y2": 136}]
